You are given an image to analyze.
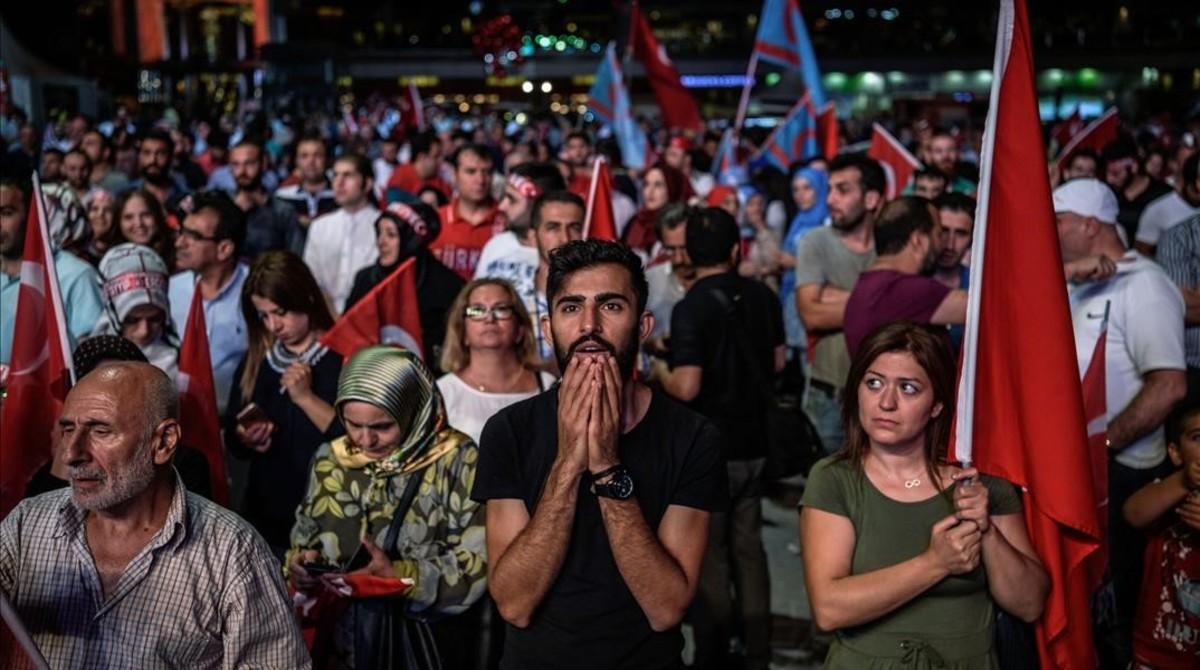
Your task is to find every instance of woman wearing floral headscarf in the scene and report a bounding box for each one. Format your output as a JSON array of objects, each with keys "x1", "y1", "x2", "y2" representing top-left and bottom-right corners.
[{"x1": 287, "y1": 345, "x2": 486, "y2": 670}]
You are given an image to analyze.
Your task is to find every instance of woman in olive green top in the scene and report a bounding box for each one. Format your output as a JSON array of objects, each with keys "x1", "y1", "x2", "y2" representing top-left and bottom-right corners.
[{"x1": 800, "y1": 322, "x2": 1049, "y2": 668}]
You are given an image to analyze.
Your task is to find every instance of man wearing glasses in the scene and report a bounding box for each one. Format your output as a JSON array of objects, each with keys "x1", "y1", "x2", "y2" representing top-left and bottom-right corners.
[{"x1": 168, "y1": 191, "x2": 249, "y2": 416}]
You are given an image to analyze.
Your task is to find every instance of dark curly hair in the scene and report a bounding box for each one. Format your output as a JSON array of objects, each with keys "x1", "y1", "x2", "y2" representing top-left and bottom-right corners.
[{"x1": 547, "y1": 239, "x2": 648, "y2": 315}]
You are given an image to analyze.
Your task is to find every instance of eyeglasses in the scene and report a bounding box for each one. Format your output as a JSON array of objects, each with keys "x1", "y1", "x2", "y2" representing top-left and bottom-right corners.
[
  {"x1": 178, "y1": 226, "x2": 220, "y2": 243},
  {"x1": 464, "y1": 304, "x2": 516, "y2": 321}
]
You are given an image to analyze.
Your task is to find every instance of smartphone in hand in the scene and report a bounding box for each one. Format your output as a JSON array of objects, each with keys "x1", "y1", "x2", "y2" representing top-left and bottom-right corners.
[{"x1": 236, "y1": 402, "x2": 272, "y2": 430}]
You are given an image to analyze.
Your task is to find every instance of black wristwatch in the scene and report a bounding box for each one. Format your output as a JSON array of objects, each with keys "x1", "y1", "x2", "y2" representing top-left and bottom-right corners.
[{"x1": 591, "y1": 465, "x2": 635, "y2": 500}]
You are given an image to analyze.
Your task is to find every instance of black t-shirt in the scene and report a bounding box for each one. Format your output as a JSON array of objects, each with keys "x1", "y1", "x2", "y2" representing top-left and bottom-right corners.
[
  {"x1": 669, "y1": 272, "x2": 784, "y2": 460},
  {"x1": 470, "y1": 389, "x2": 727, "y2": 670},
  {"x1": 1117, "y1": 178, "x2": 1172, "y2": 243}
]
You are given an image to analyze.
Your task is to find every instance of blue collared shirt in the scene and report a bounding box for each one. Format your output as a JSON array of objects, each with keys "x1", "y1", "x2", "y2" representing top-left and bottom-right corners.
[
  {"x1": 169, "y1": 264, "x2": 249, "y2": 413},
  {"x1": 1, "y1": 250, "x2": 105, "y2": 365}
]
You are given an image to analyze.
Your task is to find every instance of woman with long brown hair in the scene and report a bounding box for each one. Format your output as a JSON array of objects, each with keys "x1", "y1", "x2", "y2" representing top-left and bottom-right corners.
[
  {"x1": 436, "y1": 278, "x2": 553, "y2": 444},
  {"x1": 109, "y1": 188, "x2": 176, "y2": 271},
  {"x1": 799, "y1": 321, "x2": 1048, "y2": 668},
  {"x1": 224, "y1": 250, "x2": 343, "y2": 556}
]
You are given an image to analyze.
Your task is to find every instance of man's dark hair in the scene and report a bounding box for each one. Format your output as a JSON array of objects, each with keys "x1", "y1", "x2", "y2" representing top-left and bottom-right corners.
[
  {"x1": 410, "y1": 131, "x2": 439, "y2": 159},
  {"x1": 875, "y1": 196, "x2": 935, "y2": 256},
  {"x1": 191, "y1": 191, "x2": 247, "y2": 257},
  {"x1": 547, "y1": 239, "x2": 649, "y2": 315},
  {"x1": 685, "y1": 206, "x2": 742, "y2": 268},
  {"x1": 828, "y1": 153, "x2": 886, "y2": 199},
  {"x1": 511, "y1": 161, "x2": 567, "y2": 193},
  {"x1": 656, "y1": 203, "x2": 691, "y2": 239},
  {"x1": 42, "y1": 147, "x2": 64, "y2": 160},
  {"x1": 231, "y1": 138, "x2": 262, "y2": 155},
  {"x1": 1100, "y1": 137, "x2": 1137, "y2": 164},
  {"x1": 930, "y1": 127, "x2": 956, "y2": 142},
  {"x1": 207, "y1": 130, "x2": 230, "y2": 152},
  {"x1": 83, "y1": 129, "x2": 113, "y2": 156},
  {"x1": 914, "y1": 166, "x2": 948, "y2": 183},
  {"x1": 64, "y1": 148, "x2": 92, "y2": 171},
  {"x1": 139, "y1": 128, "x2": 175, "y2": 157},
  {"x1": 934, "y1": 192, "x2": 976, "y2": 222},
  {"x1": 453, "y1": 143, "x2": 494, "y2": 169},
  {"x1": 565, "y1": 131, "x2": 592, "y2": 146},
  {"x1": 531, "y1": 190, "x2": 585, "y2": 229},
  {"x1": 334, "y1": 153, "x2": 373, "y2": 182},
  {"x1": 1165, "y1": 401, "x2": 1200, "y2": 447},
  {"x1": 292, "y1": 132, "x2": 327, "y2": 160},
  {"x1": 0, "y1": 177, "x2": 30, "y2": 202}
]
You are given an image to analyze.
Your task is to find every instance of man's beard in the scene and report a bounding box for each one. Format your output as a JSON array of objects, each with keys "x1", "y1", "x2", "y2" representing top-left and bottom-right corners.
[
  {"x1": 140, "y1": 164, "x2": 170, "y2": 186},
  {"x1": 830, "y1": 204, "x2": 866, "y2": 231},
  {"x1": 0, "y1": 229, "x2": 22, "y2": 260},
  {"x1": 236, "y1": 173, "x2": 263, "y2": 192},
  {"x1": 68, "y1": 440, "x2": 157, "y2": 511},
  {"x1": 554, "y1": 331, "x2": 639, "y2": 384}
]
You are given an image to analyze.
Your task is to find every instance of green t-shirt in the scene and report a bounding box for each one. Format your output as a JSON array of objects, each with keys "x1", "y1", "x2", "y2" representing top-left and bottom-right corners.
[{"x1": 800, "y1": 456, "x2": 1022, "y2": 667}]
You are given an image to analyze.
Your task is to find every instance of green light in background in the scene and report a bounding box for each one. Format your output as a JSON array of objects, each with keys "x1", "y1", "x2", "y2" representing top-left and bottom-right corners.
[
  {"x1": 765, "y1": 72, "x2": 782, "y2": 87},
  {"x1": 1044, "y1": 68, "x2": 1065, "y2": 85},
  {"x1": 945, "y1": 70, "x2": 966, "y2": 86},
  {"x1": 974, "y1": 70, "x2": 993, "y2": 86},
  {"x1": 824, "y1": 72, "x2": 847, "y2": 90},
  {"x1": 886, "y1": 71, "x2": 906, "y2": 85},
  {"x1": 1078, "y1": 68, "x2": 1099, "y2": 87},
  {"x1": 858, "y1": 72, "x2": 884, "y2": 92}
]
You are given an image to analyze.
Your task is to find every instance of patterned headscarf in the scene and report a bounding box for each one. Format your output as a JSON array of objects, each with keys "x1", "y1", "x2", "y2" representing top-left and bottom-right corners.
[{"x1": 334, "y1": 346, "x2": 447, "y2": 469}]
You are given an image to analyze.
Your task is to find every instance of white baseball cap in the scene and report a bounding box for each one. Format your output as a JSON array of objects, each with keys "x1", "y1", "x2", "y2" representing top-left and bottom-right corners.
[{"x1": 1052, "y1": 178, "x2": 1119, "y2": 224}]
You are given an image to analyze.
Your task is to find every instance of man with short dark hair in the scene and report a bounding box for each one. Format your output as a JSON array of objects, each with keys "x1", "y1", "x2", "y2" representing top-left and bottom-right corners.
[
  {"x1": 80, "y1": 129, "x2": 130, "y2": 194},
  {"x1": 168, "y1": 190, "x2": 249, "y2": 415},
  {"x1": 386, "y1": 131, "x2": 450, "y2": 203},
  {"x1": 473, "y1": 239, "x2": 725, "y2": 670},
  {"x1": 843, "y1": 196, "x2": 967, "y2": 358},
  {"x1": 302, "y1": 153, "x2": 380, "y2": 312},
  {"x1": 794, "y1": 153, "x2": 884, "y2": 454},
  {"x1": 61, "y1": 149, "x2": 95, "y2": 204},
  {"x1": 274, "y1": 135, "x2": 336, "y2": 229},
  {"x1": 644, "y1": 204, "x2": 694, "y2": 350},
  {"x1": 1102, "y1": 139, "x2": 1172, "y2": 243},
  {"x1": 562, "y1": 131, "x2": 594, "y2": 195},
  {"x1": 131, "y1": 129, "x2": 189, "y2": 217},
  {"x1": 0, "y1": 362, "x2": 310, "y2": 668},
  {"x1": 524, "y1": 190, "x2": 586, "y2": 362},
  {"x1": 932, "y1": 192, "x2": 975, "y2": 290},
  {"x1": 228, "y1": 140, "x2": 304, "y2": 258},
  {"x1": 910, "y1": 166, "x2": 948, "y2": 200},
  {"x1": 926, "y1": 129, "x2": 976, "y2": 195},
  {"x1": 652, "y1": 207, "x2": 783, "y2": 670},
  {"x1": 0, "y1": 178, "x2": 105, "y2": 366},
  {"x1": 40, "y1": 148, "x2": 65, "y2": 183},
  {"x1": 431, "y1": 143, "x2": 502, "y2": 280}
]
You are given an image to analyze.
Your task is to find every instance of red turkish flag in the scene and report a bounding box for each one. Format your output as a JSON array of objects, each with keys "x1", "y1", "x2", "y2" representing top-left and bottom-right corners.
[
  {"x1": 0, "y1": 177, "x2": 75, "y2": 516},
  {"x1": 584, "y1": 157, "x2": 618, "y2": 242},
  {"x1": 867, "y1": 123, "x2": 920, "y2": 200},
  {"x1": 1054, "y1": 107, "x2": 1119, "y2": 175},
  {"x1": 817, "y1": 103, "x2": 839, "y2": 160},
  {"x1": 952, "y1": 1, "x2": 1102, "y2": 667},
  {"x1": 1080, "y1": 307, "x2": 1109, "y2": 584},
  {"x1": 1051, "y1": 109, "x2": 1084, "y2": 152},
  {"x1": 629, "y1": 4, "x2": 704, "y2": 132},
  {"x1": 320, "y1": 258, "x2": 424, "y2": 361},
  {"x1": 177, "y1": 288, "x2": 230, "y2": 505}
]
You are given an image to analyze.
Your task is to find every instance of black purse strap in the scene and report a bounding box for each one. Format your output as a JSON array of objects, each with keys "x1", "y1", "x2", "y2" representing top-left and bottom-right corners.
[
  {"x1": 709, "y1": 287, "x2": 772, "y2": 398},
  {"x1": 382, "y1": 466, "x2": 428, "y2": 559}
]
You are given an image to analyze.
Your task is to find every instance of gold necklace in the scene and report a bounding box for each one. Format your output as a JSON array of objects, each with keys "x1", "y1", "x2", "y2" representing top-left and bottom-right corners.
[{"x1": 461, "y1": 369, "x2": 525, "y2": 394}]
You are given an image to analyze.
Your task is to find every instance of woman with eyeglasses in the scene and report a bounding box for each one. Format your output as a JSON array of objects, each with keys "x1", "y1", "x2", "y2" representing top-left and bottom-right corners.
[
  {"x1": 436, "y1": 278, "x2": 554, "y2": 444},
  {"x1": 91, "y1": 243, "x2": 179, "y2": 380},
  {"x1": 224, "y1": 250, "x2": 344, "y2": 557}
]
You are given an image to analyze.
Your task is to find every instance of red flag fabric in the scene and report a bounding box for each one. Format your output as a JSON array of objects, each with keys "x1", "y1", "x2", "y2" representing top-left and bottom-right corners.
[
  {"x1": 400, "y1": 83, "x2": 426, "y2": 133},
  {"x1": 319, "y1": 258, "x2": 424, "y2": 361},
  {"x1": 1054, "y1": 107, "x2": 1119, "y2": 174},
  {"x1": 629, "y1": 4, "x2": 704, "y2": 132},
  {"x1": 952, "y1": 1, "x2": 1102, "y2": 668},
  {"x1": 817, "y1": 103, "x2": 839, "y2": 160},
  {"x1": 584, "y1": 157, "x2": 618, "y2": 242},
  {"x1": 0, "y1": 179, "x2": 75, "y2": 516},
  {"x1": 177, "y1": 288, "x2": 230, "y2": 505},
  {"x1": 867, "y1": 123, "x2": 920, "y2": 200}
]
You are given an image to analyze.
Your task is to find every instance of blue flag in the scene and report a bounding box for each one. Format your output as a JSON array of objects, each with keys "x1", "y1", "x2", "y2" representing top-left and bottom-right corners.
[
  {"x1": 753, "y1": 0, "x2": 826, "y2": 107},
  {"x1": 758, "y1": 95, "x2": 819, "y2": 172},
  {"x1": 588, "y1": 42, "x2": 648, "y2": 170}
]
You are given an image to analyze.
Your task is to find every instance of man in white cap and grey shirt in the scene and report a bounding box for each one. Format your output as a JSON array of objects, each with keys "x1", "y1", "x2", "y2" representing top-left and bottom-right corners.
[{"x1": 1052, "y1": 176, "x2": 1187, "y2": 660}]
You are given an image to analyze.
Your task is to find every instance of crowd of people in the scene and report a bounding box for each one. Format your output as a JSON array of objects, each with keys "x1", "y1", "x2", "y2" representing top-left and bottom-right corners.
[{"x1": 0, "y1": 93, "x2": 1198, "y2": 670}]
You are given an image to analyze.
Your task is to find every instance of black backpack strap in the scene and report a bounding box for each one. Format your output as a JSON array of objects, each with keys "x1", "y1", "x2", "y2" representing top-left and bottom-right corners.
[
  {"x1": 708, "y1": 287, "x2": 772, "y2": 397},
  {"x1": 383, "y1": 465, "x2": 429, "y2": 558}
]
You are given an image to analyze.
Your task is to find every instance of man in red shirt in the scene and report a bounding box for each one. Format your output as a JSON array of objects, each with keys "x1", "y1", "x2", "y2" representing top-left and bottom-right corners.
[
  {"x1": 386, "y1": 131, "x2": 451, "y2": 204},
  {"x1": 431, "y1": 143, "x2": 503, "y2": 279}
]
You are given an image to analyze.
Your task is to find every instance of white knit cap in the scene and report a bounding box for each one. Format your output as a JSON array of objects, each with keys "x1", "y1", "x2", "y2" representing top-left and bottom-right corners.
[
  {"x1": 98, "y1": 243, "x2": 170, "y2": 323},
  {"x1": 1051, "y1": 178, "x2": 1119, "y2": 224}
]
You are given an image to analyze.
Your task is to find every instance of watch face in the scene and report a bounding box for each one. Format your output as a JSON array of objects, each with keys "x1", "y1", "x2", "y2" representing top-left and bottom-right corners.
[{"x1": 609, "y1": 472, "x2": 635, "y2": 500}]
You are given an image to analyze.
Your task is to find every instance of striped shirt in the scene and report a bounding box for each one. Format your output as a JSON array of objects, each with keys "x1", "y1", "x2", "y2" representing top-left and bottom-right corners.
[
  {"x1": 1157, "y1": 213, "x2": 1200, "y2": 368},
  {"x1": 0, "y1": 474, "x2": 311, "y2": 669}
]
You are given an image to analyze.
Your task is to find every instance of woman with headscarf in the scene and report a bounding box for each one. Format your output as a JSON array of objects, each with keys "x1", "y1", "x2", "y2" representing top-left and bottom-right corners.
[
  {"x1": 622, "y1": 162, "x2": 694, "y2": 255},
  {"x1": 92, "y1": 243, "x2": 179, "y2": 380},
  {"x1": 345, "y1": 201, "x2": 464, "y2": 367},
  {"x1": 778, "y1": 167, "x2": 830, "y2": 356},
  {"x1": 287, "y1": 346, "x2": 486, "y2": 670}
]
